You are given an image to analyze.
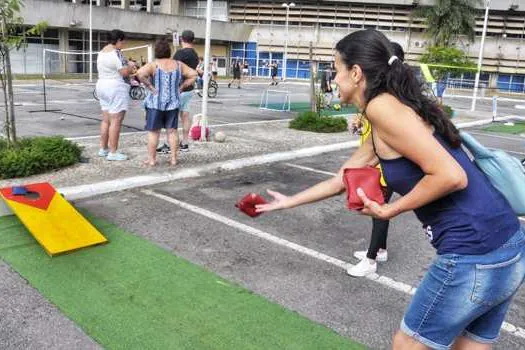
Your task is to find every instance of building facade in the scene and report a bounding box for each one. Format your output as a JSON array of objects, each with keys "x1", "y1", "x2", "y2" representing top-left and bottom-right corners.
[{"x1": 13, "y1": 0, "x2": 525, "y2": 92}]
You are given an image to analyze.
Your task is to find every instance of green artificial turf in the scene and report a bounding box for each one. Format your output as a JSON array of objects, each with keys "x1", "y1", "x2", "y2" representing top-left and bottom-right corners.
[
  {"x1": 482, "y1": 121, "x2": 525, "y2": 135},
  {"x1": 0, "y1": 214, "x2": 364, "y2": 350}
]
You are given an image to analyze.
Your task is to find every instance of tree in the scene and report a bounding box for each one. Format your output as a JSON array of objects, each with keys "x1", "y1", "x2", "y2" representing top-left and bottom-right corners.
[
  {"x1": 0, "y1": 0, "x2": 46, "y2": 144},
  {"x1": 420, "y1": 46, "x2": 475, "y2": 80},
  {"x1": 420, "y1": 45, "x2": 475, "y2": 105},
  {"x1": 416, "y1": 0, "x2": 481, "y2": 47}
]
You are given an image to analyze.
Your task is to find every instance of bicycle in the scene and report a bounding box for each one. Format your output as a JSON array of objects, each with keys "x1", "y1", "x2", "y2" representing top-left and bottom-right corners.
[
  {"x1": 92, "y1": 84, "x2": 146, "y2": 101},
  {"x1": 196, "y1": 77, "x2": 218, "y2": 98}
]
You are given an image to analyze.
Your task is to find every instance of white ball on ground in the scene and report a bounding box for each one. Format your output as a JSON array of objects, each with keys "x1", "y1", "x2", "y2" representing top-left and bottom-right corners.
[{"x1": 214, "y1": 131, "x2": 226, "y2": 143}]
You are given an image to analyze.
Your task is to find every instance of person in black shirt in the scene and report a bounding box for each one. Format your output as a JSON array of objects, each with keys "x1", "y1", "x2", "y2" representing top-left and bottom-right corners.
[
  {"x1": 268, "y1": 61, "x2": 279, "y2": 85},
  {"x1": 156, "y1": 30, "x2": 198, "y2": 153},
  {"x1": 228, "y1": 59, "x2": 242, "y2": 89}
]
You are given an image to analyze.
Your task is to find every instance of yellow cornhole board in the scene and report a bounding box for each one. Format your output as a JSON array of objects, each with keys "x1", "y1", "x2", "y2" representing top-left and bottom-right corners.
[{"x1": 0, "y1": 183, "x2": 108, "y2": 256}]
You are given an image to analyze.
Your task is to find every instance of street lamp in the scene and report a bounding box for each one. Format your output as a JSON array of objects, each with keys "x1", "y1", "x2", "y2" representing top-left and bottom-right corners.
[
  {"x1": 471, "y1": 0, "x2": 490, "y2": 111},
  {"x1": 89, "y1": 0, "x2": 93, "y2": 82},
  {"x1": 281, "y1": 2, "x2": 295, "y2": 81}
]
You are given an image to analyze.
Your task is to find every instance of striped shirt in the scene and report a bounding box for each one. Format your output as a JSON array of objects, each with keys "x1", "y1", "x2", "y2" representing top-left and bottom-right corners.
[{"x1": 144, "y1": 65, "x2": 181, "y2": 111}]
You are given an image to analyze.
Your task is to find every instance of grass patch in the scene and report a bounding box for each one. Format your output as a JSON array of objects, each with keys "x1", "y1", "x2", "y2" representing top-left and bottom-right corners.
[
  {"x1": 289, "y1": 111, "x2": 348, "y2": 133},
  {"x1": 0, "y1": 137, "x2": 82, "y2": 179},
  {"x1": 0, "y1": 214, "x2": 365, "y2": 349},
  {"x1": 482, "y1": 121, "x2": 525, "y2": 135},
  {"x1": 13, "y1": 73, "x2": 90, "y2": 80}
]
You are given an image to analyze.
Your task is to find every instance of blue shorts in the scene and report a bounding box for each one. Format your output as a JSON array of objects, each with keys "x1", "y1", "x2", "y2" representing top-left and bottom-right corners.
[
  {"x1": 402, "y1": 227, "x2": 525, "y2": 349},
  {"x1": 145, "y1": 108, "x2": 179, "y2": 131},
  {"x1": 436, "y1": 81, "x2": 447, "y2": 97},
  {"x1": 179, "y1": 91, "x2": 193, "y2": 112}
]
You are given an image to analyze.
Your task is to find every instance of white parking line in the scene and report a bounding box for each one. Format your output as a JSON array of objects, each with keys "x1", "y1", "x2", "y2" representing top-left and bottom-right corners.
[
  {"x1": 65, "y1": 119, "x2": 293, "y2": 141},
  {"x1": 284, "y1": 163, "x2": 337, "y2": 177},
  {"x1": 142, "y1": 189, "x2": 525, "y2": 340}
]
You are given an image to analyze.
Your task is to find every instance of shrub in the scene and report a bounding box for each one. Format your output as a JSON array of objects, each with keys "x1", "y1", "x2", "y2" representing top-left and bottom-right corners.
[
  {"x1": 289, "y1": 111, "x2": 348, "y2": 133},
  {"x1": 0, "y1": 137, "x2": 82, "y2": 179}
]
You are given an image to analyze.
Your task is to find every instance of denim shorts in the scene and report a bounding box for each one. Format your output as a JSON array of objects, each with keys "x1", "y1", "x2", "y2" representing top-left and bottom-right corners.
[
  {"x1": 145, "y1": 108, "x2": 179, "y2": 131},
  {"x1": 179, "y1": 91, "x2": 193, "y2": 112},
  {"x1": 402, "y1": 227, "x2": 525, "y2": 349}
]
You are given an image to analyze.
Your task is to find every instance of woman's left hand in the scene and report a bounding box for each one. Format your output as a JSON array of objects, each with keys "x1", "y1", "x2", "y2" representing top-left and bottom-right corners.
[{"x1": 356, "y1": 188, "x2": 395, "y2": 220}]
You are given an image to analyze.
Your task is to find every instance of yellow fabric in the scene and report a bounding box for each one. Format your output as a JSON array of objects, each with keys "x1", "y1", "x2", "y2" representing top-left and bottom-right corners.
[
  {"x1": 0, "y1": 193, "x2": 107, "y2": 256},
  {"x1": 359, "y1": 117, "x2": 387, "y2": 187},
  {"x1": 419, "y1": 63, "x2": 436, "y2": 83}
]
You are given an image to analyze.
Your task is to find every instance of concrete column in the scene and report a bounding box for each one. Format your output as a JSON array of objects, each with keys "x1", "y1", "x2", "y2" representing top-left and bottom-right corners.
[
  {"x1": 58, "y1": 28, "x2": 68, "y2": 73},
  {"x1": 160, "y1": 0, "x2": 179, "y2": 15},
  {"x1": 488, "y1": 72, "x2": 498, "y2": 90},
  {"x1": 121, "y1": 0, "x2": 130, "y2": 10},
  {"x1": 146, "y1": 0, "x2": 153, "y2": 12}
]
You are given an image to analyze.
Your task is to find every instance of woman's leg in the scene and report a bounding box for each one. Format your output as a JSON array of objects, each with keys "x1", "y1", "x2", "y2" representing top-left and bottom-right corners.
[
  {"x1": 167, "y1": 128, "x2": 179, "y2": 165},
  {"x1": 108, "y1": 111, "x2": 125, "y2": 153},
  {"x1": 145, "y1": 130, "x2": 160, "y2": 166},
  {"x1": 366, "y1": 187, "x2": 394, "y2": 260},
  {"x1": 392, "y1": 331, "x2": 430, "y2": 350},
  {"x1": 100, "y1": 111, "x2": 110, "y2": 150},
  {"x1": 452, "y1": 337, "x2": 491, "y2": 350}
]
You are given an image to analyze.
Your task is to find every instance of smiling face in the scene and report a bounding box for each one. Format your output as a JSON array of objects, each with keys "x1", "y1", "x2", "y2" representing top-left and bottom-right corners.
[{"x1": 333, "y1": 52, "x2": 366, "y2": 109}]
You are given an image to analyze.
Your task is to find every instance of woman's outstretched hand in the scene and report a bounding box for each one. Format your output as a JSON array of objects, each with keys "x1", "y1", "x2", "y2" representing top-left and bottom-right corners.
[
  {"x1": 356, "y1": 188, "x2": 395, "y2": 220},
  {"x1": 255, "y1": 189, "x2": 290, "y2": 213}
]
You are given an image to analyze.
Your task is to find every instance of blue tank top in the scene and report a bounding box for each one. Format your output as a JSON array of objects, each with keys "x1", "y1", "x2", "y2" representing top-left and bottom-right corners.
[
  {"x1": 376, "y1": 132, "x2": 520, "y2": 255},
  {"x1": 144, "y1": 65, "x2": 181, "y2": 111}
]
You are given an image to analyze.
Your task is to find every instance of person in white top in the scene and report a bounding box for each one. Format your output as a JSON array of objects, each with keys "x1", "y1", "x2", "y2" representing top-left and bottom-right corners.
[
  {"x1": 95, "y1": 29, "x2": 135, "y2": 161},
  {"x1": 210, "y1": 56, "x2": 218, "y2": 79}
]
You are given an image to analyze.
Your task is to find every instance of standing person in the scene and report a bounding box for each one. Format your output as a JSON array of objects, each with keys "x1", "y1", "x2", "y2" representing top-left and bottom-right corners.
[
  {"x1": 268, "y1": 61, "x2": 279, "y2": 85},
  {"x1": 320, "y1": 65, "x2": 334, "y2": 108},
  {"x1": 173, "y1": 30, "x2": 200, "y2": 153},
  {"x1": 196, "y1": 56, "x2": 205, "y2": 90},
  {"x1": 95, "y1": 29, "x2": 135, "y2": 161},
  {"x1": 256, "y1": 29, "x2": 524, "y2": 350},
  {"x1": 210, "y1": 56, "x2": 218, "y2": 80},
  {"x1": 348, "y1": 41, "x2": 405, "y2": 277},
  {"x1": 137, "y1": 38, "x2": 197, "y2": 166},
  {"x1": 228, "y1": 59, "x2": 242, "y2": 89},
  {"x1": 156, "y1": 30, "x2": 199, "y2": 154},
  {"x1": 242, "y1": 60, "x2": 250, "y2": 81}
]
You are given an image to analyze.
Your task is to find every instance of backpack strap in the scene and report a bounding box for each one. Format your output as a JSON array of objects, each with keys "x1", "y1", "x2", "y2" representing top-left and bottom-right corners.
[{"x1": 459, "y1": 131, "x2": 492, "y2": 159}]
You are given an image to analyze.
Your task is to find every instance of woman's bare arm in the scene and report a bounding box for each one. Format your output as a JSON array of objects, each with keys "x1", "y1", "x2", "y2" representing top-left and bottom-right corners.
[{"x1": 364, "y1": 94, "x2": 467, "y2": 218}]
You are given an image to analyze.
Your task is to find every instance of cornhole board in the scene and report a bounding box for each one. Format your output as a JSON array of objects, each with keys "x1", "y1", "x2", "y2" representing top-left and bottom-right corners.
[{"x1": 0, "y1": 183, "x2": 108, "y2": 256}]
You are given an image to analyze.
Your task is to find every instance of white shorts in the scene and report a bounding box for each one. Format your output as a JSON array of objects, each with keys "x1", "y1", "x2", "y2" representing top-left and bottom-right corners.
[
  {"x1": 242, "y1": 68, "x2": 249, "y2": 74},
  {"x1": 96, "y1": 79, "x2": 129, "y2": 114}
]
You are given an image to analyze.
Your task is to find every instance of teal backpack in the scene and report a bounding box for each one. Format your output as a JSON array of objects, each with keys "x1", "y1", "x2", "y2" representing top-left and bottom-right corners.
[{"x1": 460, "y1": 131, "x2": 525, "y2": 216}]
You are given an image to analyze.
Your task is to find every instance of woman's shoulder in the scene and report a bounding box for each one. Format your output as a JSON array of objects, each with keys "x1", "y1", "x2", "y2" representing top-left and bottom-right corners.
[
  {"x1": 100, "y1": 45, "x2": 116, "y2": 54},
  {"x1": 367, "y1": 93, "x2": 402, "y2": 117}
]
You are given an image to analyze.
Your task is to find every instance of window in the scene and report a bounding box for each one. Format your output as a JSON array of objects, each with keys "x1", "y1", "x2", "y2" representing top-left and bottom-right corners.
[{"x1": 183, "y1": 0, "x2": 228, "y2": 21}]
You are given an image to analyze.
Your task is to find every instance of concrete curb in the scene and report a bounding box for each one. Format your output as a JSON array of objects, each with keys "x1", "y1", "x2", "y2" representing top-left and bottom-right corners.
[
  {"x1": 1, "y1": 116, "x2": 519, "y2": 209},
  {"x1": 60, "y1": 141, "x2": 358, "y2": 201},
  {"x1": 59, "y1": 116, "x2": 520, "y2": 200}
]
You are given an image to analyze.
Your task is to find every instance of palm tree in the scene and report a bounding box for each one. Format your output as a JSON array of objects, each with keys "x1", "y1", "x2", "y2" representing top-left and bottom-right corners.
[{"x1": 416, "y1": 0, "x2": 482, "y2": 46}]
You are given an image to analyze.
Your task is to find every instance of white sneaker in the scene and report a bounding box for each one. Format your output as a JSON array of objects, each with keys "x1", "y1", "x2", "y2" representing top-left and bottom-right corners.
[
  {"x1": 98, "y1": 148, "x2": 109, "y2": 157},
  {"x1": 106, "y1": 152, "x2": 128, "y2": 161},
  {"x1": 353, "y1": 249, "x2": 388, "y2": 262},
  {"x1": 347, "y1": 258, "x2": 377, "y2": 277}
]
